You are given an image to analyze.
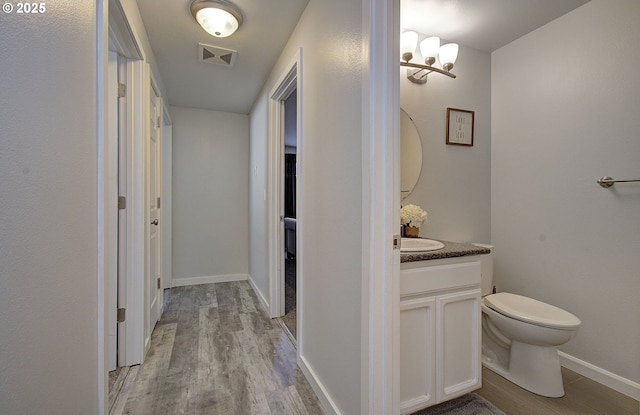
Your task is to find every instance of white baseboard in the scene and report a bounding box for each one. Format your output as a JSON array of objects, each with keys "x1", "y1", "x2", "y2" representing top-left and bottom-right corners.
[
  {"x1": 297, "y1": 354, "x2": 341, "y2": 415},
  {"x1": 247, "y1": 274, "x2": 270, "y2": 314},
  {"x1": 559, "y1": 351, "x2": 640, "y2": 401},
  {"x1": 171, "y1": 273, "x2": 247, "y2": 288}
]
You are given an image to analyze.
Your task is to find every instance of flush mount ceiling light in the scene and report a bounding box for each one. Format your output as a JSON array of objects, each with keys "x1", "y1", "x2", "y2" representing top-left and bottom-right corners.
[
  {"x1": 191, "y1": 0, "x2": 244, "y2": 38},
  {"x1": 400, "y1": 31, "x2": 458, "y2": 85}
]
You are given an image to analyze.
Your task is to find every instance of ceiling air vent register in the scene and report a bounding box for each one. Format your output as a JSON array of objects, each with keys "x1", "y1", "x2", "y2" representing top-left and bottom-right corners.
[{"x1": 198, "y1": 43, "x2": 237, "y2": 67}]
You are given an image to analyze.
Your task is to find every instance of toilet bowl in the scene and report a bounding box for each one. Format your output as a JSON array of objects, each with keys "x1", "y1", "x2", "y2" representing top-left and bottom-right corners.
[
  {"x1": 481, "y1": 292, "x2": 581, "y2": 397},
  {"x1": 474, "y1": 244, "x2": 581, "y2": 398}
]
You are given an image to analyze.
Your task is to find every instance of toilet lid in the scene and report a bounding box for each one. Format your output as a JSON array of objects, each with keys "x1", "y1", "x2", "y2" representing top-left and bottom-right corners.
[{"x1": 484, "y1": 292, "x2": 581, "y2": 329}]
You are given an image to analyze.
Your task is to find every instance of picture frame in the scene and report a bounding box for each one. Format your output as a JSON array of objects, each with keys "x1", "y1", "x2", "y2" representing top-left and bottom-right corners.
[{"x1": 446, "y1": 108, "x2": 474, "y2": 146}]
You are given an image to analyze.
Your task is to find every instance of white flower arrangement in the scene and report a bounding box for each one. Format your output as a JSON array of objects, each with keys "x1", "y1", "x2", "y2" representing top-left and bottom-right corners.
[{"x1": 400, "y1": 204, "x2": 428, "y2": 228}]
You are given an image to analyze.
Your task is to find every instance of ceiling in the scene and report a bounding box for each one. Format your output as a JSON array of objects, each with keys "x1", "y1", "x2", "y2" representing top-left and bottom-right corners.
[
  {"x1": 401, "y1": 0, "x2": 589, "y2": 52},
  {"x1": 136, "y1": 0, "x2": 589, "y2": 115},
  {"x1": 136, "y1": 0, "x2": 310, "y2": 114}
]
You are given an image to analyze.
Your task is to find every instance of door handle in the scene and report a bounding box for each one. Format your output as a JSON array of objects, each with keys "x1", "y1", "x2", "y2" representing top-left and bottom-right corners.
[{"x1": 151, "y1": 219, "x2": 159, "y2": 226}]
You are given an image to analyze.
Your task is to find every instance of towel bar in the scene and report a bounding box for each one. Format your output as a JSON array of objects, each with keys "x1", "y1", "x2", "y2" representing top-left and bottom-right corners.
[{"x1": 597, "y1": 176, "x2": 640, "y2": 188}]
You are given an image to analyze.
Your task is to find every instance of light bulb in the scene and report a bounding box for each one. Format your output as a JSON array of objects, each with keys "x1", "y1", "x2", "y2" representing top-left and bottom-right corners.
[
  {"x1": 400, "y1": 31, "x2": 418, "y2": 62},
  {"x1": 439, "y1": 43, "x2": 459, "y2": 71},
  {"x1": 196, "y1": 7, "x2": 239, "y2": 37},
  {"x1": 419, "y1": 37, "x2": 440, "y2": 66}
]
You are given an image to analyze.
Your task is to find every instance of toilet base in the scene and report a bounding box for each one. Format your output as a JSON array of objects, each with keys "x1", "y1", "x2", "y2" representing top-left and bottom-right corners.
[{"x1": 482, "y1": 340, "x2": 565, "y2": 398}]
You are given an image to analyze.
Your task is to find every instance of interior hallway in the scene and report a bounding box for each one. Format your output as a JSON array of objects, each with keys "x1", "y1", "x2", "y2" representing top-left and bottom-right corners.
[{"x1": 109, "y1": 281, "x2": 324, "y2": 415}]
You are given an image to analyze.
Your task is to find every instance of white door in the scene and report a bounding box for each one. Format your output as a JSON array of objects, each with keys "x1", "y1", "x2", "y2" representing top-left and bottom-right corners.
[{"x1": 146, "y1": 85, "x2": 162, "y2": 347}]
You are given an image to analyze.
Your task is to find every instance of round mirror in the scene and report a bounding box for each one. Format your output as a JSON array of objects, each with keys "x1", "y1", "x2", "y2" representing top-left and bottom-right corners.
[{"x1": 400, "y1": 108, "x2": 423, "y2": 200}]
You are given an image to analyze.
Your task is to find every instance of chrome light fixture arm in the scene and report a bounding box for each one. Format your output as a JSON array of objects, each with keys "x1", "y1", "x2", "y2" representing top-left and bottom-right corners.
[{"x1": 401, "y1": 61, "x2": 457, "y2": 82}]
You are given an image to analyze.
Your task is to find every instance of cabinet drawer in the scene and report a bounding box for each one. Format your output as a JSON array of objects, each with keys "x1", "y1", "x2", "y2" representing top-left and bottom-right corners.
[{"x1": 400, "y1": 260, "x2": 480, "y2": 297}]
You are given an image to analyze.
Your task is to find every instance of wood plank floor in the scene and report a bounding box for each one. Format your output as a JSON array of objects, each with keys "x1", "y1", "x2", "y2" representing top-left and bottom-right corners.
[
  {"x1": 476, "y1": 366, "x2": 638, "y2": 415},
  {"x1": 110, "y1": 281, "x2": 324, "y2": 415}
]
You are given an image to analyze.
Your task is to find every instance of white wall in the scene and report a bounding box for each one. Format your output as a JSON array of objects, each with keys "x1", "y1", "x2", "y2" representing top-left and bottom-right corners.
[
  {"x1": 0, "y1": 2, "x2": 99, "y2": 413},
  {"x1": 492, "y1": 0, "x2": 640, "y2": 386},
  {"x1": 249, "y1": 0, "x2": 364, "y2": 412},
  {"x1": 171, "y1": 106, "x2": 249, "y2": 284},
  {"x1": 249, "y1": 96, "x2": 270, "y2": 297},
  {"x1": 401, "y1": 44, "x2": 492, "y2": 243}
]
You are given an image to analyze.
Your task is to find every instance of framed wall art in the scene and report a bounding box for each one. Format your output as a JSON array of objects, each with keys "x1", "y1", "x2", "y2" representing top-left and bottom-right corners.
[{"x1": 446, "y1": 107, "x2": 474, "y2": 146}]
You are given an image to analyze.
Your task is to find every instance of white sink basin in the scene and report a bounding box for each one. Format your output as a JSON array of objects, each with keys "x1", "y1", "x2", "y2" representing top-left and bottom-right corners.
[{"x1": 400, "y1": 238, "x2": 445, "y2": 252}]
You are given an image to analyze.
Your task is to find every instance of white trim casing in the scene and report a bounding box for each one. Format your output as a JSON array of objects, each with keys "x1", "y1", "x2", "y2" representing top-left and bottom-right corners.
[
  {"x1": 361, "y1": 0, "x2": 400, "y2": 414},
  {"x1": 161, "y1": 119, "x2": 172, "y2": 290},
  {"x1": 106, "y1": 51, "x2": 120, "y2": 372},
  {"x1": 97, "y1": 1, "x2": 109, "y2": 413},
  {"x1": 108, "y1": 0, "x2": 143, "y2": 60},
  {"x1": 293, "y1": 53, "x2": 304, "y2": 359}
]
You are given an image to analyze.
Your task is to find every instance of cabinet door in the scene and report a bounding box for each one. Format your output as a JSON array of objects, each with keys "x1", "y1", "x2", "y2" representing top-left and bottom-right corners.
[
  {"x1": 436, "y1": 289, "x2": 481, "y2": 402},
  {"x1": 400, "y1": 296, "x2": 437, "y2": 415}
]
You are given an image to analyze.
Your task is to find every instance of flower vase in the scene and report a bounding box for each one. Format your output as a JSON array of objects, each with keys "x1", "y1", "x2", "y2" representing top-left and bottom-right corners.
[{"x1": 405, "y1": 226, "x2": 419, "y2": 237}]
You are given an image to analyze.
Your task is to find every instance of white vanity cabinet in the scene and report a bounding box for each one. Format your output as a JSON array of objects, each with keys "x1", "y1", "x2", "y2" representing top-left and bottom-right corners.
[{"x1": 399, "y1": 256, "x2": 482, "y2": 415}]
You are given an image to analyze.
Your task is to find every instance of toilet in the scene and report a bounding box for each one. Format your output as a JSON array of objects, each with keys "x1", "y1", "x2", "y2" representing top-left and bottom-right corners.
[{"x1": 475, "y1": 244, "x2": 581, "y2": 398}]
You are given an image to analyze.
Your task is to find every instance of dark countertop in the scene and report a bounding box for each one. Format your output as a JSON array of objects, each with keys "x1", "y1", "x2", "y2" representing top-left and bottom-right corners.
[{"x1": 401, "y1": 239, "x2": 490, "y2": 263}]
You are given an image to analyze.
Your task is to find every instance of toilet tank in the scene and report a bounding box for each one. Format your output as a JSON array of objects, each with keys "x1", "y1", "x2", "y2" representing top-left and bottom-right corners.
[{"x1": 473, "y1": 243, "x2": 494, "y2": 296}]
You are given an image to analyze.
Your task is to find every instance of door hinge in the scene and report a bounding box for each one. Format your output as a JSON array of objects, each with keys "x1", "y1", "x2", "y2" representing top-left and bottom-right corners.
[
  {"x1": 156, "y1": 116, "x2": 161, "y2": 128},
  {"x1": 157, "y1": 278, "x2": 161, "y2": 289},
  {"x1": 118, "y1": 196, "x2": 126, "y2": 210},
  {"x1": 157, "y1": 197, "x2": 161, "y2": 209},
  {"x1": 117, "y1": 83, "x2": 126, "y2": 98},
  {"x1": 117, "y1": 308, "x2": 126, "y2": 323}
]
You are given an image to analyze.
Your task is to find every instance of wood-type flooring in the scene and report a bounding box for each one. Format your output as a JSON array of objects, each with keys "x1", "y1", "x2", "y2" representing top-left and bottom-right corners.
[
  {"x1": 110, "y1": 281, "x2": 324, "y2": 415},
  {"x1": 476, "y1": 366, "x2": 638, "y2": 415},
  {"x1": 281, "y1": 258, "x2": 297, "y2": 340}
]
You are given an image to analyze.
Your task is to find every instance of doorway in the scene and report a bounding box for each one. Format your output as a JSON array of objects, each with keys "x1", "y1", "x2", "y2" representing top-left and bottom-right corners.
[
  {"x1": 106, "y1": 0, "x2": 168, "y2": 383},
  {"x1": 282, "y1": 90, "x2": 297, "y2": 339},
  {"x1": 268, "y1": 52, "x2": 302, "y2": 347},
  {"x1": 105, "y1": 53, "x2": 167, "y2": 412}
]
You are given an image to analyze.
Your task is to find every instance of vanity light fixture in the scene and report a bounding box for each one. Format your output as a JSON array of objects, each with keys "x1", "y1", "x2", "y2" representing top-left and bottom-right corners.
[
  {"x1": 400, "y1": 31, "x2": 458, "y2": 84},
  {"x1": 191, "y1": 0, "x2": 243, "y2": 38}
]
